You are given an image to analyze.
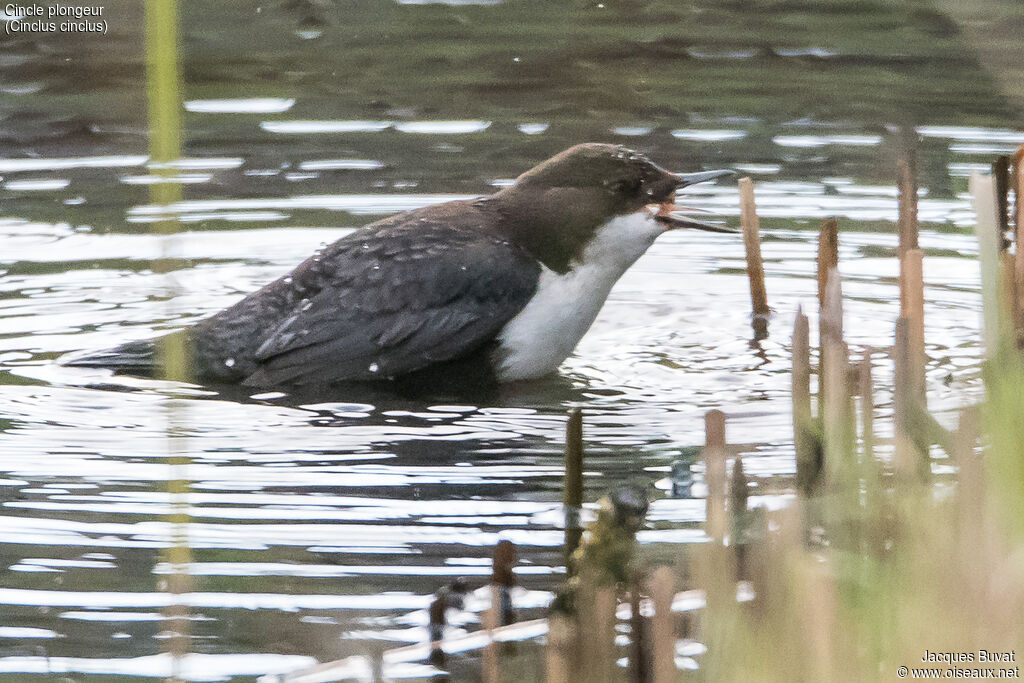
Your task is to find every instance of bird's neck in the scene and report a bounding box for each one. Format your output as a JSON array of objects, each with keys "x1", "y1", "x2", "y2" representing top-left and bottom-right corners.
[
  {"x1": 490, "y1": 213, "x2": 662, "y2": 382},
  {"x1": 483, "y1": 188, "x2": 611, "y2": 274},
  {"x1": 577, "y1": 211, "x2": 663, "y2": 278},
  {"x1": 483, "y1": 190, "x2": 661, "y2": 278}
]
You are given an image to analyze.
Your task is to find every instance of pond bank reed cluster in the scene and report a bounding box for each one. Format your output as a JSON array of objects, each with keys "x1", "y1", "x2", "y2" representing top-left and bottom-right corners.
[{"x1": 517, "y1": 143, "x2": 1024, "y2": 682}]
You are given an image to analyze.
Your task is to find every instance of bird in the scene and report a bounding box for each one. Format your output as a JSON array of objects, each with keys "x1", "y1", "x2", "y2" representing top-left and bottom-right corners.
[{"x1": 66, "y1": 143, "x2": 733, "y2": 389}]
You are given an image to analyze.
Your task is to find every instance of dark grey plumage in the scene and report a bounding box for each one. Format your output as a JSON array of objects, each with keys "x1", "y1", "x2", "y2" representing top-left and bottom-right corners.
[
  {"x1": 79, "y1": 200, "x2": 539, "y2": 387},
  {"x1": 218, "y1": 201, "x2": 539, "y2": 387}
]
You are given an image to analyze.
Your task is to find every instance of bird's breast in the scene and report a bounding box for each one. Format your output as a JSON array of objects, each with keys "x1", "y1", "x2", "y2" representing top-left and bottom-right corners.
[
  {"x1": 491, "y1": 211, "x2": 662, "y2": 381},
  {"x1": 491, "y1": 261, "x2": 623, "y2": 381}
]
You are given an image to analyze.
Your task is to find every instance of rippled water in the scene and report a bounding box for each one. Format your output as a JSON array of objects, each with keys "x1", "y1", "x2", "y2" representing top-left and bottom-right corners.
[{"x1": 0, "y1": 1, "x2": 1018, "y2": 680}]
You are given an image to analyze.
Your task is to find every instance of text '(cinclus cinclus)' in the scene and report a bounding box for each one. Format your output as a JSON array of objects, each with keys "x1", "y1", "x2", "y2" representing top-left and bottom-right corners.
[{"x1": 66, "y1": 144, "x2": 733, "y2": 388}]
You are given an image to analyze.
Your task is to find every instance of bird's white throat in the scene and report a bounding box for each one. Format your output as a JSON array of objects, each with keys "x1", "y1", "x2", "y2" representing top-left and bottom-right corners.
[{"x1": 493, "y1": 211, "x2": 664, "y2": 381}]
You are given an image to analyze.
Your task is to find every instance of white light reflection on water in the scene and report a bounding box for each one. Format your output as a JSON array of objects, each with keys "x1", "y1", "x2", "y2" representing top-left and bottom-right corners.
[
  {"x1": 394, "y1": 120, "x2": 492, "y2": 134},
  {"x1": 612, "y1": 126, "x2": 654, "y2": 136},
  {"x1": 147, "y1": 158, "x2": 245, "y2": 170},
  {"x1": 671, "y1": 129, "x2": 749, "y2": 142},
  {"x1": 0, "y1": 653, "x2": 317, "y2": 681},
  {"x1": 4, "y1": 178, "x2": 71, "y2": 191},
  {"x1": 0, "y1": 627, "x2": 60, "y2": 639},
  {"x1": 297, "y1": 159, "x2": 386, "y2": 171},
  {"x1": 185, "y1": 98, "x2": 296, "y2": 114},
  {"x1": 128, "y1": 194, "x2": 480, "y2": 218},
  {"x1": 261, "y1": 120, "x2": 393, "y2": 134},
  {"x1": 0, "y1": 156, "x2": 148, "y2": 173},
  {"x1": 517, "y1": 123, "x2": 549, "y2": 135},
  {"x1": 772, "y1": 134, "x2": 883, "y2": 147},
  {"x1": 918, "y1": 125, "x2": 1024, "y2": 143},
  {"x1": 259, "y1": 120, "x2": 492, "y2": 135},
  {"x1": 150, "y1": 562, "x2": 554, "y2": 577},
  {"x1": 0, "y1": 587, "x2": 555, "y2": 612},
  {"x1": 120, "y1": 174, "x2": 213, "y2": 185}
]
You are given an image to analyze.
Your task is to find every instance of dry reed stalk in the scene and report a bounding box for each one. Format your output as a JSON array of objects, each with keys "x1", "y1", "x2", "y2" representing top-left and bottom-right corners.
[
  {"x1": 1013, "y1": 146, "x2": 1024, "y2": 331},
  {"x1": 816, "y1": 219, "x2": 839, "y2": 311},
  {"x1": 545, "y1": 615, "x2": 573, "y2": 683},
  {"x1": 749, "y1": 505, "x2": 803, "y2": 660},
  {"x1": 590, "y1": 585, "x2": 618, "y2": 682},
  {"x1": 704, "y1": 410, "x2": 728, "y2": 543},
  {"x1": 858, "y1": 348, "x2": 874, "y2": 460},
  {"x1": 993, "y1": 155, "x2": 1011, "y2": 240},
  {"x1": 1000, "y1": 252, "x2": 1019, "y2": 344},
  {"x1": 817, "y1": 219, "x2": 840, "y2": 410},
  {"x1": 952, "y1": 409, "x2": 983, "y2": 547},
  {"x1": 893, "y1": 317, "x2": 922, "y2": 481},
  {"x1": 899, "y1": 248, "x2": 927, "y2": 404},
  {"x1": 971, "y1": 173, "x2": 1005, "y2": 354},
  {"x1": 730, "y1": 454, "x2": 748, "y2": 520},
  {"x1": 482, "y1": 585, "x2": 500, "y2": 683},
  {"x1": 575, "y1": 572, "x2": 598, "y2": 682},
  {"x1": 996, "y1": 152, "x2": 1018, "y2": 333},
  {"x1": 730, "y1": 454, "x2": 750, "y2": 579},
  {"x1": 798, "y1": 558, "x2": 840, "y2": 682},
  {"x1": 648, "y1": 567, "x2": 676, "y2": 683},
  {"x1": 897, "y1": 134, "x2": 919, "y2": 258},
  {"x1": 821, "y1": 270, "x2": 853, "y2": 489},
  {"x1": 739, "y1": 177, "x2": 770, "y2": 337},
  {"x1": 697, "y1": 409, "x2": 735, "y2": 668},
  {"x1": 792, "y1": 308, "x2": 817, "y2": 495},
  {"x1": 628, "y1": 571, "x2": 648, "y2": 683},
  {"x1": 564, "y1": 408, "x2": 584, "y2": 571}
]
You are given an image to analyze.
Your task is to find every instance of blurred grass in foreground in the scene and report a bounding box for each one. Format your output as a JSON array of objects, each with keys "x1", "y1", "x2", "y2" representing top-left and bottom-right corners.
[
  {"x1": 146, "y1": 2, "x2": 193, "y2": 682},
  {"x1": 699, "y1": 381, "x2": 1023, "y2": 680}
]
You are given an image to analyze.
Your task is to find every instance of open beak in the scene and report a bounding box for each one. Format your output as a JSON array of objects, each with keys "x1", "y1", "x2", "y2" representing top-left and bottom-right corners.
[
  {"x1": 653, "y1": 205, "x2": 738, "y2": 233},
  {"x1": 673, "y1": 169, "x2": 735, "y2": 188},
  {"x1": 651, "y1": 168, "x2": 736, "y2": 233}
]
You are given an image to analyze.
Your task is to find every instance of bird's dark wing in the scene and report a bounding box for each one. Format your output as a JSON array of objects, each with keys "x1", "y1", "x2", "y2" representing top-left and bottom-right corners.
[{"x1": 241, "y1": 220, "x2": 539, "y2": 387}]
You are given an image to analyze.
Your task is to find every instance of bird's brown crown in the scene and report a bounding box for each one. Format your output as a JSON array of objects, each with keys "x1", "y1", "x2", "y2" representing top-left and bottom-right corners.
[{"x1": 487, "y1": 144, "x2": 681, "y2": 273}]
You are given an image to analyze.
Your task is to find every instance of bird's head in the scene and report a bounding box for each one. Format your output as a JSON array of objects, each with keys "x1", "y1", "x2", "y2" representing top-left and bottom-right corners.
[{"x1": 492, "y1": 143, "x2": 733, "y2": 273}]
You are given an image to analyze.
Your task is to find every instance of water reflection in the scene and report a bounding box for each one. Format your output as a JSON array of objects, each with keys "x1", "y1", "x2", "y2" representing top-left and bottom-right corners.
[
  {"x1": 0, "y1": 0, "x2": 1015, "y2": 677},
  {"x1": 184, "y1": 99, "x2": 296, "y2": 115}
]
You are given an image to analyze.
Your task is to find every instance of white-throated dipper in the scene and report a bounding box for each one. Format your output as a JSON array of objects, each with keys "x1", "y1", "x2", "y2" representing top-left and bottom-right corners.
[{"x1": 68, "y1": 144, "x2": 732, "y2": 388}]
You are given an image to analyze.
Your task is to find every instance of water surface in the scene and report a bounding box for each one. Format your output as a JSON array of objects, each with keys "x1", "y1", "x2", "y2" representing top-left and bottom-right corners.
[{"x1": 0, "y1": 1, "x2": 1017, "y2": 679}]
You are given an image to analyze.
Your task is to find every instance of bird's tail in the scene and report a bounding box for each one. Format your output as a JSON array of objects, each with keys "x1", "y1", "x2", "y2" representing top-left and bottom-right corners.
[{"x1": 62, "y1": 339, "x2": 160, "y2": 376}]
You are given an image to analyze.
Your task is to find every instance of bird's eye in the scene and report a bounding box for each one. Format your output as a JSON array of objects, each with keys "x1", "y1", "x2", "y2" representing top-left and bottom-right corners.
[{"x1": 610, "y1": 178, "x2": 640, "y2": 195}]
